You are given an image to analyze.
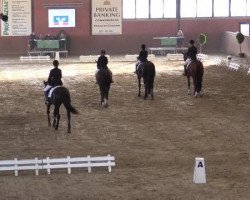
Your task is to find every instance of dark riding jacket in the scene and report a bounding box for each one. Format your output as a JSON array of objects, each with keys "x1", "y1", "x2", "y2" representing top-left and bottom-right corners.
[
  {"x1": 48, "y1": 67, "x2": 62, "y2": 87},
  {"x1": 138, "y1": 50, "x2": 148, "y2": 62},
  {"x1": 97, "y1": 55, "x2": 108, "y2": 69},
  {"x1": 187, "y1": 45, "x2": 197, "y2": 60}
]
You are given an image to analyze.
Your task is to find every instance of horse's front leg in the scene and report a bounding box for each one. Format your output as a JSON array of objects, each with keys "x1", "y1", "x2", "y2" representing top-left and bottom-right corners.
[
  {"x1": 67, "y1": 111, "x2": 71, "y2": 134},
  {"x1": 47, "y1": 105, "x2": 51, "y2": 127},
  {"x1": 138, "y1": 76, "x2": 141, "y2": 97},
  {"x1": 187, "y1": 75, "x2": 191, "y2": 95}
]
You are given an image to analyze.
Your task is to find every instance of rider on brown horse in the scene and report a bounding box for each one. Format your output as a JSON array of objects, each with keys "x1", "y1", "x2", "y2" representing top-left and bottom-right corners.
[
  {"x1": 135, "y1": 44, "x2": 148, "y2": 73},
  {"x1": 183, "y1": 40, "x2": 198, "y2": 76},
  {"x1": 95, "y1": 50, "x2": 113, "y2": 83},
  {"x1": 44, "y1": 60, "x2": 63, "y2": 105}
]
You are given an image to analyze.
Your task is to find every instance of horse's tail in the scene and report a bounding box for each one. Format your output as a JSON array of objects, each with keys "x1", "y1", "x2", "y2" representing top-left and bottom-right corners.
[
  {"x1": 67, "y1": 104, "x2": 79, "y2": 114},
  {"x1": 195, "y1": 61, "x2": 204, "y2": 92},
  {"x1": 195, "y1": 61, "x2": 204, "y2": 78},
  {"x1": 63, "y1": 100, "x2": 79, "y2": 114}
]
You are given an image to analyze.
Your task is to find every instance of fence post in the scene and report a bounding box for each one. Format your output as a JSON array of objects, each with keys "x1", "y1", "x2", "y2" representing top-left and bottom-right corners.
[
  {"x1": 108, "y1": 154, "x2": 112, "y2": 173},
  {"x1": 35, "y1": 157, "x2": 39, "y2": 176},
  {"x1": 87, "y1": 155, "x2": 91, "y2": 173},
  {"x1": 14, "y1": 158, "x2": 18, "y2": 176},
  {"x1": 46, "y1": 157, "x2": 50, "y2": 175},
  {"x1": 67, "y1": 156, "x2": 71, "y2": 174}
]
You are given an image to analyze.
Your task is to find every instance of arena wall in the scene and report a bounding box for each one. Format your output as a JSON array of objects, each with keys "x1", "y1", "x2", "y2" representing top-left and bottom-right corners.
[
  {"x1": 221, "y1": 31, "x2": 250, "y2": 58},
  {"x1": 0, "y1": 0, "x2": 249, "y2": 55}
]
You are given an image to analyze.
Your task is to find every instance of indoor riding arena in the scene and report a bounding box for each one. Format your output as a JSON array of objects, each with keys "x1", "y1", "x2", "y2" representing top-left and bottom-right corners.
[{"x1": 0, "y1": 0, "x2": 250, "y2": 200}]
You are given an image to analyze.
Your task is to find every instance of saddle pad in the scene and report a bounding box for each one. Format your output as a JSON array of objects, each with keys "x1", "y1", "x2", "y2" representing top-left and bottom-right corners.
[{"x1": 48, "y1": 86, "x2": 62, "y2": 98}]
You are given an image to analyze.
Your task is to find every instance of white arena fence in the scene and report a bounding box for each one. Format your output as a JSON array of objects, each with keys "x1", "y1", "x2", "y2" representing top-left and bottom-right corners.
[
  {"x1": 228, "y1": 62, "x2": 240, "y2": 71},
  {"x1": 197, "y1": 53, "x2": 208, "y2": 62},
  {"x1": 124, "y1": 54, "x2": 155, "y2": 62},
  {"x1": 0, "y1": 155, "x2": 115, "y2": 176},
  {"x1": 166, "y1": 53, "x2": 183, "y2": 61},
  {"x1": 20, "y1": 55, "x2": 50, "y2": 63},
  {"x1": 247, "y1": 68, "x2": 250, "y2": 75},
  {"x1": 79, "y1": 55, "x2": 110, "y2": 63}
]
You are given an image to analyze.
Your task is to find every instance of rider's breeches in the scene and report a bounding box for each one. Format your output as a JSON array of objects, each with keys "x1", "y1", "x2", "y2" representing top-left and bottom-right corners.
[
  {"x1": 44, "y1": 85, "x2": 52, "y2": 92},
  {"x1": 135, "y1": 61, "x2": 141, "y2": 71},
  {"x1": 184, "y1": 58, "x2": 192, "y2": 69}
]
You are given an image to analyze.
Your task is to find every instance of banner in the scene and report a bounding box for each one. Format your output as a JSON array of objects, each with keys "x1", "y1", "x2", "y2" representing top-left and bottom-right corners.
[
  {"x1": 1, "y1": 0, "x2": 32, "y2": 36},
  {"x1": 92, "y1": 0, "x2": 122, "y2": 35}
]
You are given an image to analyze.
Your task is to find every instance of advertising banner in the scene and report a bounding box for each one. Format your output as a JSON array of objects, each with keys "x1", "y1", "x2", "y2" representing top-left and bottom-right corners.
[
  {"x1": 92, "y1": 0, "x2": 122, "y2": 35},
  {"x1": 1, "y1": 0, "x2": 32, "y2": 36}
]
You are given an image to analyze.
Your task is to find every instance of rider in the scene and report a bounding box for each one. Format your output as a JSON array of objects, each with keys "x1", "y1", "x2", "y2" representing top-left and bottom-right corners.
[
  {"x1": 44, "y1": 60, "x2": 63, "y2": 104},
  {"x1": 135, "y1": 44, "x2": 148, "y2": 73},
  {"x1": 95, "y1": 50, "x2": 113, "y2": 83},
  {"x1": 183, "y1": 39, "x2": 197, "y2": 76}
]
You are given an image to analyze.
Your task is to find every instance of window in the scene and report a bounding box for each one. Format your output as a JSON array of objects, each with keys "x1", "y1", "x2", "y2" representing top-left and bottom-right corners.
[
  {"x1": 164, "y1": 0, "x2": 176, "y2": 18},
  {"x1": 197, "y1": 0, "x2": 212, "y2": 17},
  {"x1": 151, "y1": 0, "x2": 163, "y2": 18},
  {"x1": 123, "y1": 0, "x2": 135, "y2": 19},
  {"x1": 214, "y1": 0, "x2": 229, "y2": 17},
  {"x1": 240, "y1": 23, "x2": 250, "y2": 36},
  {"x1": 136, "y1": 0, "x2": 149, "y2": 18},
  {"x1": 247, "y1": 0, "x2": 250, "y2": 16},
  {"x1": 180, "y1": 0, "x2": 196, "y2": 18},
  {"x1": 231, "y1": 0, "x2": 247, "y2": 16}
]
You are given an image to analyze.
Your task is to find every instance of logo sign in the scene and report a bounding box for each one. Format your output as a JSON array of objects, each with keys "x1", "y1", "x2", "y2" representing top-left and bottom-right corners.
[
  {"x1": 48, "y1": 9, "x2": 75, "y2": 28},
  {"x1": 53, "y1": 16, "x2": 69, "y2": 26},
  {"x1": 92, "y1": 0, "x2": 122, "y2": 35}
]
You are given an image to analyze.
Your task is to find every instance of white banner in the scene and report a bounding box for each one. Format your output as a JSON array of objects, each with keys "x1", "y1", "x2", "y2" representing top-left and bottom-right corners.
[
  {"x1": 92, "y1": 0, "x2": 122, "y2": 35},
  {"x1": 1, "y1": 0, "x2": 32, "y2": 36}
]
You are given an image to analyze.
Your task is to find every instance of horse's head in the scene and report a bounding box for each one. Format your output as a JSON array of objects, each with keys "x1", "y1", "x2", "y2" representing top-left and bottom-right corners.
[
  {"x1": 44, "y1": 81, "x2": 48, "y2": 87},
  {"x1": 182, "y1": 52, "x2": 188, "y2": 61}
]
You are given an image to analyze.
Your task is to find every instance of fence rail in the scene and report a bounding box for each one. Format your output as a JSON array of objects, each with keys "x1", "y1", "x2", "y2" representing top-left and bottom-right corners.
[{"x1": 0, "y1": 155, "x2": 115, "y2": 176}]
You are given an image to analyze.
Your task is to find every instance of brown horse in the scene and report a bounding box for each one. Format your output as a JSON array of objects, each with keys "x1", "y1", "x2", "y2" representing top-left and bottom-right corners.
[
  {"x1": 184, "y1": 56, "x2": 204, "y2": 97},
  {"x1": 136, "y1": 61, "x2": 156, "y2": 99},
  {"x1": 187, "y1": 60, "x2": 204, "y2": 97},
  {"x1": 44, "y1": 81, "x2": 79, "y2": 133},
  {"x1": 95, "y1": 67, "x2": 113, "y2": 107}
]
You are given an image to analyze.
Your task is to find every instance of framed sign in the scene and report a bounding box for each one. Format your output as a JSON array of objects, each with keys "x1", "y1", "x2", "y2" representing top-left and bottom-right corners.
[
  {"x1": 1, "y1": 0, "x2": 32, "y2": 36},
  {"x1": 92, "y1": 0, "x2": 122, "y2": 35}
]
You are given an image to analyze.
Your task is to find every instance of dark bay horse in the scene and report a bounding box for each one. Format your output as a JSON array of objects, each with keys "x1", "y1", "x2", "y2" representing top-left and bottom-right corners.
[
  {"x1": 44, "y1": 82, "x2": 78, "y2": 133},
  {"x1": 183, "y1": 54, "x2": 204, "y2": 97},
  {"x1": 136, "y1": 61, "x2": 156, "y2": 99},
  {"x1": 95, "y1": 67, "x2": 113, "y2": 107}
]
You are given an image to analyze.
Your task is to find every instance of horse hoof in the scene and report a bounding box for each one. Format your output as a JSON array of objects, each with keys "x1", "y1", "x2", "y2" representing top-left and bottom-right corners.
[{"x1": 187, "y1": 90, "x2": 191, "y2": 95}]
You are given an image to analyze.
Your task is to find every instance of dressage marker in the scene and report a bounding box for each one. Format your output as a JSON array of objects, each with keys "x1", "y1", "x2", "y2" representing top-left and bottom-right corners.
[
  {"x1": 20, "y1": 55, "x2": 50, "y2": 63},
  {"x1": 247, "y1": 68, "x2": 250, "y2": 75},
  {"x1": 228, "y1": 62, "x2": 240, "y2": 71},
  {"x1": 0, "y1": 155, "x2": 115, "y2": 176},
  {"x1": 193, "y1": 157, "x2": 206, "y2": 184}
]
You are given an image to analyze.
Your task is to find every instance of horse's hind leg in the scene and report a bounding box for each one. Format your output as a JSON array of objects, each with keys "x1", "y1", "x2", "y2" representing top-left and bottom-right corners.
[
  {"x1": 144, "y1": 82, "x2": 148, "y2": 100},
  {"x1": 67, "y1": 111, "x2": 71, "y2": 133},
  {"x1": 53, "y1": 106, "x2": 60, "y2": 130}
]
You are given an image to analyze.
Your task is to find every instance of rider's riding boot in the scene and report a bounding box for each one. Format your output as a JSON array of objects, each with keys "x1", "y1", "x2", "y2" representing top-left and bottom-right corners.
[
  {"x1": 183, "y1": 65, "x2": 187, "y2": 76},
  {"x1": 44, "y1": 91, "x2": 50, "y2": 105}
]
